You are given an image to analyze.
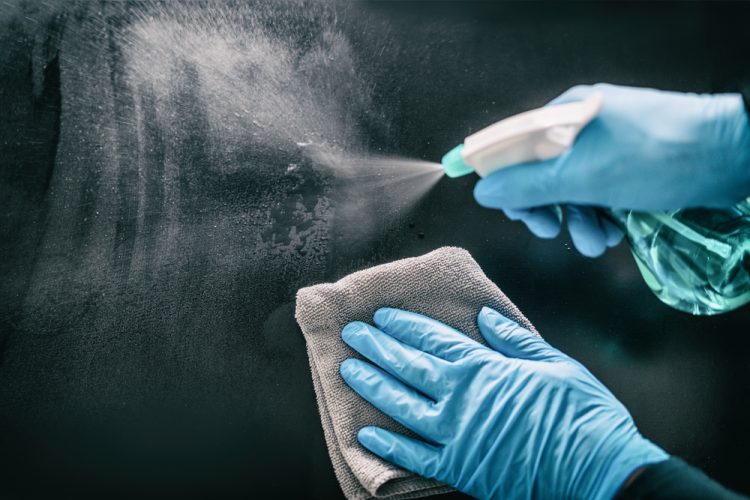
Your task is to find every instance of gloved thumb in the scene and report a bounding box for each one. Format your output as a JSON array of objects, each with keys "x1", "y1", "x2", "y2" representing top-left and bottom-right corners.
[
  {"x1": 477, "y1": 307, "x2": 564, "y2": 362},
  {"x1": 473, "y1": 156, "x2": 565, "y2": 210}
]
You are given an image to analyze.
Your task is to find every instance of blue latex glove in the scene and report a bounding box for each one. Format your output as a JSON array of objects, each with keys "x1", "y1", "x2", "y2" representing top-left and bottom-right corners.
[
  {"x1": 474, "y1": 83, "x2": 750, "y2": 257},
  {"x1": 340, "y1": 307, "x2": 668, "y2": 499}
]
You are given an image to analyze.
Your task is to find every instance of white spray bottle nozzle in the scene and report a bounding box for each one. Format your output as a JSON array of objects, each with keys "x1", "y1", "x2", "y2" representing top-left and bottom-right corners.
[{"x1": 441, "y1": 92, "x2": 603, "y2": 178}]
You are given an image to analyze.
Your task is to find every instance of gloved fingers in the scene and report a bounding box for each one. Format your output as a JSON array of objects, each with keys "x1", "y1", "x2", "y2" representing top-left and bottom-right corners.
[
  {"x1": 599, "y1": 212, "x2": 625, "y2": 247},
  {"x1": 373, "y1": 308, "x2": 484, "y2": 363},
  {"x1": 477, "y1": 307, "x2": 566, "y2": 362},
  {"x1": 473, "y1": 157, "x2": 562, "y2": 211},
  {"x1": 502, "y1": 208, "x2": 528, "y2": 221},
  {"x1": 504, "y1": 206, "x2": 562, "y2": 238},
  {"x1": 341, "y1": 321, "x2": 448, "y2": 398},
  {"x1": 357, "y1": 426, "x2": 442, "y2": 480},
  {"x1": 341, "y1": 359, "x2": 440, "y2": 439},
  {"x1": 565, "y1": 205, "x2": 608, "y2": 257}
]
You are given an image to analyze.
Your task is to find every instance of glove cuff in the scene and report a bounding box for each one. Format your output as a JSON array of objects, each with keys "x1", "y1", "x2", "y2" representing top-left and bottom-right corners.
[
  {"x1": 571, "y1": 428, "x2": 669, "y2": 500},
  {"x1": 585, "y1": 433, "x2": 669, "y2": 500}
]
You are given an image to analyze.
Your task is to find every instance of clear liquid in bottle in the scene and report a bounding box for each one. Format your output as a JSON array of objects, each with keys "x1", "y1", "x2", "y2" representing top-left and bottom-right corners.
[{"x1": 609, "y1": 199, "x2": 750, "y2": 315}]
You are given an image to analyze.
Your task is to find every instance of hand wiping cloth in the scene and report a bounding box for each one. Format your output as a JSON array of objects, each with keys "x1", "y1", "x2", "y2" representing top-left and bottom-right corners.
[{"x1": 295, "y1": 247, "x2": 539, "y2": 499}]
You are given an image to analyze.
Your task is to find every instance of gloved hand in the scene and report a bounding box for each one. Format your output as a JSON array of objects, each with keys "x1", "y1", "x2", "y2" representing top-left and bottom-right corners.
[
  {"x1": 340, "y1": 307, "x2": 668, "y2": 500},
  {"x1": 473, "y1": 83, "x2": 750, "y2": 257}
]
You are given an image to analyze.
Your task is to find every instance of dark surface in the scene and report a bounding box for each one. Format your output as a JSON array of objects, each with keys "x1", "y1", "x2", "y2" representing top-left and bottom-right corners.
[{"x1": 1, "y1": 1, "x2": 749, "y2": 498}]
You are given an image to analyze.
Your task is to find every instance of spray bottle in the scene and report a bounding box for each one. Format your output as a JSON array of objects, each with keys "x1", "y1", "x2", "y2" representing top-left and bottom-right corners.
[{"x1": 441, "y1": 93, "x2": 750, "y2": 315}]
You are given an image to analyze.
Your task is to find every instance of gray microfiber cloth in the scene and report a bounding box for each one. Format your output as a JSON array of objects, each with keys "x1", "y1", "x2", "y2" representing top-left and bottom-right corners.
[{"x1": 295, "y1": 246, "x2": 539, "y2": 499}]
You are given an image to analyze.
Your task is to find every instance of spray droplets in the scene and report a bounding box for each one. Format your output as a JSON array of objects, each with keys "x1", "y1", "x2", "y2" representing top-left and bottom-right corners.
[{"x1": 307, "y1": 148, "x2": 444, "y2": 215}]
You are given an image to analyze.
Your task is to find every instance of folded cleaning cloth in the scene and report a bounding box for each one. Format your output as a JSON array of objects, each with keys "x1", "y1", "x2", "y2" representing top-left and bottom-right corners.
[{"x1": 295, "y1": 246, "x2": 540, "y2": 499}]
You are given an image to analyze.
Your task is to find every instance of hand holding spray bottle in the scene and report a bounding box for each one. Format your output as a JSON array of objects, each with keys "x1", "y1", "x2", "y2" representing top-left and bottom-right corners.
[{"x1": 441, "y1": 85, "x2": 750, "y2": 315}]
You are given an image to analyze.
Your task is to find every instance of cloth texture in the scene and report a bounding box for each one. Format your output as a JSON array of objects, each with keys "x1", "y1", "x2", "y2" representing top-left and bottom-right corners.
[{"x1": 295, "y1": 246, "x2": 539, "y2": 499}]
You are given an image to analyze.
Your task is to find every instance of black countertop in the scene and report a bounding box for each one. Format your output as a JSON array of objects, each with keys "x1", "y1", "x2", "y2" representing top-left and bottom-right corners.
[{"x1": 1, "y1": 1, "x2": 748, "y2": 498}]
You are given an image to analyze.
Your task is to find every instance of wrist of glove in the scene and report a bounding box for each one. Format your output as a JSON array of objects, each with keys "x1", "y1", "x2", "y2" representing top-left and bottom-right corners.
[{"x1": 340, "y1": 307, "x2": 668, "y2": 500}]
